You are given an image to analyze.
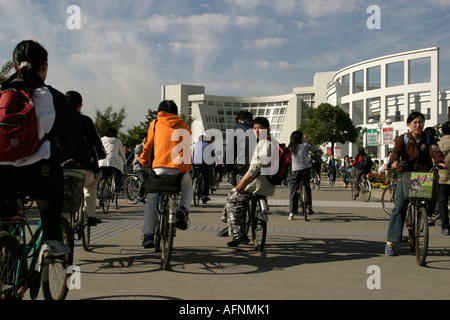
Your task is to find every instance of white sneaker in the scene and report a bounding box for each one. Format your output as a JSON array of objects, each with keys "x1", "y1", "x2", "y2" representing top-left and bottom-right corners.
[
  {"x1": 42, "y1": 240, "x2": 70, "y2": 258},
  {"x1": 288, "y1": 213, "x2": 294, "y2": 220}
]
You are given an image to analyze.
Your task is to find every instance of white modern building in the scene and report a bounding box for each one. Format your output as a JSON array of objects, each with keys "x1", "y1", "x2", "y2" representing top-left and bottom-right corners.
[
  {"x1": 327, "y1": 47, "x2": 448, "y2": 160},
  {"x1": 161, "y1": 47, "x2": 449, "y2": 161}
]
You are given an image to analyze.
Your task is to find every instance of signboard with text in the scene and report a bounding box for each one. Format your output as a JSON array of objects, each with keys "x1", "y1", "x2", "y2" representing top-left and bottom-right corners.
[
  {"x1": 367, "y1": 129, "x2": 378, "y2": 146},
  {"x1": 383, "y1": 127, "x2": 394, "y2": 144}
]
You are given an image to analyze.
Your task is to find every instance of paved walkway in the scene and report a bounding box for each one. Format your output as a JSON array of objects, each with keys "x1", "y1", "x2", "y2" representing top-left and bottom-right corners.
[{"x1": 27, "y1": 181, "x2": 450, "y2": 305}]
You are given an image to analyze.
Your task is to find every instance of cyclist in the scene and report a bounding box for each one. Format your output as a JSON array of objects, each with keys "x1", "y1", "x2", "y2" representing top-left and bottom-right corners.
[
  {"x1": 437, "y1": 121, "x2": 450, "y2": 235},
  {"x1": 0, "y1": 40, "x2": 84, "y2": 257},
  {"x1": 98, "y1": 127, "x2": 127, "y2": 196},
  {"x1": 385, "y1": 111, "x2": 445, "y2": 256},
  {"x1": 64, "y1": 91, "x2": 106, "y2": 226},
  {"x1": 339, "y1": 155, "x2": 352, "y2": 187},
  {"x1": 351, "y1": 147, "x2": 372, "y2": 198},
  {"x1": 192, "y1": 135, "x2": 214, "y2": 203},
  {"x1": 310, "y1": 150, "x2": 322, "y2": 186},
  {"x1": 326, "y1": 155, "x2": 337, "y2": 185},
  {"x1": 225, "y1": 117, "x2": 275, "y2": 247},
  {"x1": 132, "y1": 133, "x2": 148, "y2": 202},
  {"x1": 288, "y1": 131, "x2": 317, "y2": 220},
  {"x1": 139, "y1": 100, "x2": 193, "y2": 248}
]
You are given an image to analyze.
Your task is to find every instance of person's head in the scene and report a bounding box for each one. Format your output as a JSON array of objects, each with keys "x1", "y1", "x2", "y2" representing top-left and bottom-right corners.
[
  {"x1": 407, "y1": 111, "x2": 425, "y2": 137},
  {"x1": 358, "y1": 147, "x2": 365, "y2": 155},
  {"x1": 158, "y1": 100, "x2": 178, "y2": 115},
  {"x1": 424, "y1": 127, "x2": 436, "y2": 138},
  {"x1": 2, "y1": 40, "x2": 48, "y2": 92},
  {"x1": 236, "y1": 110, "x2": 253, "y2": 123},
  {"x1": 65, "y1": 91, "x2": 83, "y2": 112},
  {"x1": 140, "y1": 133, "x2": 147, "y2": 143},
  {"x1": 442, "y1": 121, "x2": 450, "y2": 136},
  {"x1": 106, "y1": 127, "x2": 118, "y2": 138},
  {"x1": 123, "y1": 144, "x2": 129, "y2": 152},
  {"x1": 253, "y1": 117, "x2": 270, "y2": 139}
]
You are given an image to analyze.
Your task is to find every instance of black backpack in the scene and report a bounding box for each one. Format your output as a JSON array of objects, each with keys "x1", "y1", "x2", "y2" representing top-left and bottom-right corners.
[{"x1": 358, "y1": 154, "x2": 373, "y2": 170}]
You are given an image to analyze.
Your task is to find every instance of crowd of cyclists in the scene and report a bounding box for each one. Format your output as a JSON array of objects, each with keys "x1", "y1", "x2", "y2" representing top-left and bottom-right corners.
[{"x1": 1, "y1": 39, "x2": 449, "y2": 263}]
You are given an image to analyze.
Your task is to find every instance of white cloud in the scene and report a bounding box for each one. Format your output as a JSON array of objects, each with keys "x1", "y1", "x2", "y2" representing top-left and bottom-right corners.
[{"x1": 243, "y1": 38, "x2": 288, "y2": 49}]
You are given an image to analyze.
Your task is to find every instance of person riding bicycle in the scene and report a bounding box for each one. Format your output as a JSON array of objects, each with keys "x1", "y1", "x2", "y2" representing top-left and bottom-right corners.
[
  {"x1": 98, "y1": 127, "x2": 127, "y2": 197},
  {"x1": 339, "y1": 155, "x2": 352, "y2": 187},
  {"x1": 310, "y1": 150, "x2": 322, "y2": 185},
  {"x1": 326, "y1": 155, "x2": 337, "y2": 185},
  {"x1": 288, "y1": 130, "x2": 317, "y2": 220},
  {"x1": 192, "y1": 134, "x2": 214, "y2": 203},
  {"x1": 225, "y1": 117, "x2": 275, "y2": 247},
  {"x1": 351, "y1": 147, "x2": 372, "y2": 198},
  {"x1": 132, "y1": 133, "x2": 149, "y2": 202},
  {"x1": 139, "y1": 100, "x2": 193, "y2": 248},
  {"x1": 64, "y1": 91, "x2": 106, "y2": 226},
  {"x1": 0, "y1": 40, "x2": 85, "y2": 257},
  {"x1": 385, "y1": 111, "x2": 445, "y2": 256}
]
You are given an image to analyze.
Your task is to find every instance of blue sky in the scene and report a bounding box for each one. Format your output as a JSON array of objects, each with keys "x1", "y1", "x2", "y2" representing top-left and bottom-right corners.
[{"x1": 1, "y1": 0, "x2": 449, "y2": 129}]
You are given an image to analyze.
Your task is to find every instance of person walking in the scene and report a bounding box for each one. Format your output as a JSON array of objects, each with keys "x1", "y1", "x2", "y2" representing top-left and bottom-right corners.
[{"x1": 437, "y1": 121, "x2": 450, "y2": 235}]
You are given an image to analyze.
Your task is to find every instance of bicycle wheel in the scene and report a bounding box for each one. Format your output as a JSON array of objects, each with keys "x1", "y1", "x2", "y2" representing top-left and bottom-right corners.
[
  {"x1": 405, "y1": 204, "x2": 415, "y2": 251},
  {"x1": 80, "y1": 206, "x2": 90, "y2": 251},
  {"x1": 0, "y1": 233, "x2": 20, "y2": 300},
  {"x1": 351, "y1": 179, "x2": 356, "y2": 200},
  {"x1": 41, "y1": 217, "x2": 74, "y2": 300},
  {"x1": 302, "y1": 186, "x2": 308, "y2": 221},
  {"x1": 112, "y1": 177, "x2": 119, "y2": 210},
  {"x1": 362, "y1": 179, "x2": 371, "y2": 202},
  {"x1": 193, "y1": 177, "x2": 199, "y2": 207},
  {"x1": 124, "y1": 175, "x2": 139, "y2": 205},
  {"x1": 158, "y1": 194, "x2": 175, "y2": 270},
  {"x1": 381, "y1": 185, "x2": 396, "y2": 216},
  {"x1": 250, "y1": 200, "x2": 267, "y2": 252},
  {"x1": 415, "y1": 205, "x2": 429, "y2": 266},
  {"x1": 100, "y1": 179, "x2": 111, "y2": 214}
]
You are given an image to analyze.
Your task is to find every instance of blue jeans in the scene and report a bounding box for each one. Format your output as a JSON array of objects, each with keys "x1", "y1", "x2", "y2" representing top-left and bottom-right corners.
[{"x1": 386, "y1": 173, "x2": 410, "y2": 242}]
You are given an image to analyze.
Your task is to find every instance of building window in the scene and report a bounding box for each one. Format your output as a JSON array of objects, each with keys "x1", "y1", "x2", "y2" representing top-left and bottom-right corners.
[
  {"x1": 409, "y1": 57, "x2": 431, "y2": 84},
  {"x1": 353, "y1": 70, "x2": 364, "y2": 94},
  {"x1": 386, "y1": 94, "x2": 404, "y2": 123},
  {"x1": 352, "y1": 100, "x2": 364, "y2": 125},
  {"x1": 342, "y1": 74, "x2": 350, "y2": 96},
  {"x1": 367, "y1": 66, "x2": 381, "y2": 90},
  {"x1": 386, "y1": 61, "x2": 404, "y2": 87},
  {"x1": 367, "y1": 97, "x2": 381, "y2": 122}
]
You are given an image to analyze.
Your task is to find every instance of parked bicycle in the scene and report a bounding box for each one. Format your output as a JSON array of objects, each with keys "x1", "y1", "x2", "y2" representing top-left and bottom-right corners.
[
  {"x1": 0, "y1": 192, "x2": 74, "y2": 300},
  {"x1": 244, "y1": 193, "x2": 268, "y2": 252},
  {"x1": 62, "y1": 170, "x2": 90, "y2": 251},
  {"x1": 99, "y1": 170, "x2": 119, "y2": 214},
  {"x1": 351, "y1": 169, "x2": 372, "y2": 202},
  {"x1": 123, "y1": 173, "x2": 144, "y2": 205}
]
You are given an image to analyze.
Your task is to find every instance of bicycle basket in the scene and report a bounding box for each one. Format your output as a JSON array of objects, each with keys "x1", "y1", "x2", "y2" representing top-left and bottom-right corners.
[
  {"x1": 62, "y1": 170, "x2": 86, "y2": 213},
  {"x1": 402, "y1": 171, "x2": 438, "y2": 201}
]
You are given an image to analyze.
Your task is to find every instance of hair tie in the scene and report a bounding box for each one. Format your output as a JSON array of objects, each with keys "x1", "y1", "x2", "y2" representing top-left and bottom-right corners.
[{"x1": 19, "y1": 61, "x2": 32, "y2": 69}]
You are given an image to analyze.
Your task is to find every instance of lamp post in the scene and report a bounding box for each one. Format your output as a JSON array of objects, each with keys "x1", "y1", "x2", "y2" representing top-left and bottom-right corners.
[{"x1": 368, "y1": 118, "x2": 393, "y2": 160}]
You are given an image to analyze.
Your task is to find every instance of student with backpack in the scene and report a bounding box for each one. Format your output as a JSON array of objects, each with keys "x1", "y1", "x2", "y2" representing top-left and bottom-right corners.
[
  {"x1": 351, "y1": 147, "x2": 373, "y2": 198},
  {"x1": 288, "y1": 130, "x2": 317, "y2": 220},
  {"x1": 0, "y1": 40, "x2": 85, "y2": 257}
]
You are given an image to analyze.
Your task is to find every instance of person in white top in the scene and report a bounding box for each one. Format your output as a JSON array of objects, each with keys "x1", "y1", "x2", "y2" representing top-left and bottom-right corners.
[{"x1": 98, "y1": 127, "x2": 127, "y2": 192}]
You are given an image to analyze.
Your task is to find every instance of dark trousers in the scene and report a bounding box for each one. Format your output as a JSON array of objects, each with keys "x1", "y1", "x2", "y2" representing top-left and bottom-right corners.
[
  {"x1": 437, "y1": 184, "x2": 450, "y2": 229},
  {"x1": 0, "y1": 160, "x2": 64, "y2": 241},
  {"x1": 290, "y1": 168, "x2": 312, "y2": 214}
]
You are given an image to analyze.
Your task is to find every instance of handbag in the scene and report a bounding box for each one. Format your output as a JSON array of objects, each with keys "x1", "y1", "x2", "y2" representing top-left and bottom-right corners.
[{"x1": 143, "y1": 119, "x2": 183, "y2": 193}]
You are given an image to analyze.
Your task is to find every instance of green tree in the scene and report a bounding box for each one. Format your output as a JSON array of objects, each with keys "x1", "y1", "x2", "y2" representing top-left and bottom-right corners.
[
  {"x1": 0, "y1": 61, "x2": 14, "y2": 83},
  {"x1": 94, "y1": 105, "x2": 127, "y2": 137},
  {"x1": 300, "y1": 103, "x2": 358, "y2": 155}
]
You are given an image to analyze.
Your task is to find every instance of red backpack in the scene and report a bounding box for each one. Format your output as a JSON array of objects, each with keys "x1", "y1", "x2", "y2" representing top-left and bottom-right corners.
[
  {"x1": 0, "y1": 88, "x2": 42, "y2": 161},
  {"x1": 266, "y1": 139, "x2": 291, "y2": 185}
]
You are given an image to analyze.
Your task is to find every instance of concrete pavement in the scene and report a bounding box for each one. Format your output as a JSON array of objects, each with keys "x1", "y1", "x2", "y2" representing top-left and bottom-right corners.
[{"x1": 27, "y1": 181, "x2": 450, "y2": 303}]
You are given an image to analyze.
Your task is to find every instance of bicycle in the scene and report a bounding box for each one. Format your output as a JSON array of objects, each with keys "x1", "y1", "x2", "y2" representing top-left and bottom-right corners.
[
  {"x1": 123, "y1": 173, "x2": 144, "y2": 205},
  {"x1": 62, "y1": 170, "x2": 90, "y2": 251},
  {"x1": 192, "y1": 168, "x2": 205, "y2": 207},
  {"x1": 310, "y1": 171, "x2": 320, "y2": 191},
  {"x1": 298, "y1": 180, "x2": 309, "y2": 221},
  {"x1": 0, "y1": 192, "x2": 74, "y2": 300},
  {"x1": 99, "y1": 169, "x2": 119, "y2": 214},
  {"x1": 381, "y1": 169, "x2": 398, "y2": 216},
  {"x1": 351, "y1": 169, "x2": 372, "y2": 202},
  {"x1": 244, "y1": 193, "x2": 268, "y2": 252},
  {"x1": 154, "y1": 191, "x2": 180, "y2": 270}
]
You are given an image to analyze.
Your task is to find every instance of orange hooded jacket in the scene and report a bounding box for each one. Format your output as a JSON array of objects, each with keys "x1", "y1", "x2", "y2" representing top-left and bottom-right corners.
[{"x1": 139, "y1": 111, "x2": 192, "y2": 173}]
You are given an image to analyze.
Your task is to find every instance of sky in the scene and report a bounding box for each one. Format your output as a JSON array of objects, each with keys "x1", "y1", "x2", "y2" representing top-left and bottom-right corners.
[{"x1": 1, "y1": 0, "x2": 449, "y2": 130}]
